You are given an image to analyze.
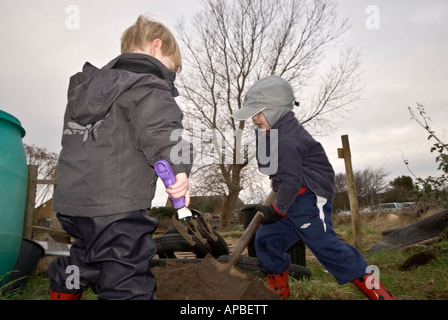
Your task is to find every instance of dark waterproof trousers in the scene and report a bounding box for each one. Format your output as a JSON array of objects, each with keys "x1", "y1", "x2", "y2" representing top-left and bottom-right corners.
[
  {"x1": 255, "y1": 190, "x2": 369, "y2": 284},
  {"x1": 47, "y1": 210, "x2": 158, "y2": 299}
]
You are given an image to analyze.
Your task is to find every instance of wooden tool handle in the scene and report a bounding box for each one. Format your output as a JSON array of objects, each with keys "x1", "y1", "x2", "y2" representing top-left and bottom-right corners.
[{"x1": 227, "y1": 190, "x2": 277, "y2": 268}]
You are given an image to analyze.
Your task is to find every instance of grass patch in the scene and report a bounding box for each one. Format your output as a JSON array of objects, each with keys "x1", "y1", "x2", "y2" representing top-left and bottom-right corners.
[
  {"x1": 292, "y1": 210, "x2": 448, "y2": 300},
  {"x1": 2, "y1": 210, "x2": 447, "y2": 300},
  {"x1": 289, "y1": 240, "x2": 448, "y2": 300}
]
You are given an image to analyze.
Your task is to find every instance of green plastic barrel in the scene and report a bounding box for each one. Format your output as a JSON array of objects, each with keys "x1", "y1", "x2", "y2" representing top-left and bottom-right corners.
[{"x1": 0, "y1": 110, "x2": 27, "y2": 285}]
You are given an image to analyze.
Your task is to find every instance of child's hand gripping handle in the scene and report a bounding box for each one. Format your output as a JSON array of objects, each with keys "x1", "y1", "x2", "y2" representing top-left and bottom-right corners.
[{"x1": 154, "y1": 159, "x2": 185, "y2": 210}]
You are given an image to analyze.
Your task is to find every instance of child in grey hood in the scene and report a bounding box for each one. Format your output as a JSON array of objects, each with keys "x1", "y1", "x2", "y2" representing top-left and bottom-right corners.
[
  {"x1": 47, "y1": 15, "x2": 193, "y2": 300},
  {"x1": 232, "y1": 75, "x2": 397, "y2": 300}
]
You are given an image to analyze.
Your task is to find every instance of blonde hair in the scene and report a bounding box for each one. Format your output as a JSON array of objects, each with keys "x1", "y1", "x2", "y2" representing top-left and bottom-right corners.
[{"x1": 121, "y1": 15, "x2": 182, "y2": 72}]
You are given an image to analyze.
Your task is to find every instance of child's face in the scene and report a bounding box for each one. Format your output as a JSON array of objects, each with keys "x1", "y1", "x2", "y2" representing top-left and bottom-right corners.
[{"x1": 252, "y1": 112, "x2": 271, "y2": 130}]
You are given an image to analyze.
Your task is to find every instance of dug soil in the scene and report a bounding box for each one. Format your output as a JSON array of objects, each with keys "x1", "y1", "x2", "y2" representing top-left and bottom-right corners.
[{"x1": 152, "y1": 255, "x2": 280, "y2": 300}]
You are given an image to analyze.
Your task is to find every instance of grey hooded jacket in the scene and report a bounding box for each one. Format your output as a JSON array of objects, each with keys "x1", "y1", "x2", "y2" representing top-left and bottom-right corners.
[{"x1": 53, "y1": 53, "x2": 192, "y2": 217}]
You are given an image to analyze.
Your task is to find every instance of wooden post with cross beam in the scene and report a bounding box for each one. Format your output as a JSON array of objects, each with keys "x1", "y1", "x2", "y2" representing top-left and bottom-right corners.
[{"x1": 338, "y1": 135, "x2": 362, "y2": 250}]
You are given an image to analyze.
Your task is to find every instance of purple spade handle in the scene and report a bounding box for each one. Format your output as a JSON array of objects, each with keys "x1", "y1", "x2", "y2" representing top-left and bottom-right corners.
[{"x1": 154, "y1": 159, "x2": 185, "y2": 209}]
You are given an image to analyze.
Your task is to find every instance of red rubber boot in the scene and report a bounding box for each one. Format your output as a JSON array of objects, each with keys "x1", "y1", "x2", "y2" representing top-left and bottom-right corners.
[
  {"x1": 50, "y1": 290, "x2": 83, "y2": 300},
  {"x1": 267, "y1": 269, "x2": 290, "y2": 299},
  {"x1": 352, "y1": 274, "x2": 397, "y2": 300}
]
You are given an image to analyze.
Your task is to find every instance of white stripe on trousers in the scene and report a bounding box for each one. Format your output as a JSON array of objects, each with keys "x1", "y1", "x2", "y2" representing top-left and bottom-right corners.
[{"x1": 316, "y1": 195, "x2": 327, "y2": 232}]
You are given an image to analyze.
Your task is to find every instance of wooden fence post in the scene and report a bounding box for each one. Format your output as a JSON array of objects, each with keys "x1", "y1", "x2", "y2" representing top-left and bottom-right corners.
[
  {"x1": 22, "y1": 167, "x2": 70, "y2": 242},
  {"x1": 23, "y1": 164, "x2": 38, "y2": 239},
  {"x1": 338, "y1": 135, "x2": 362, "y2": 250}
]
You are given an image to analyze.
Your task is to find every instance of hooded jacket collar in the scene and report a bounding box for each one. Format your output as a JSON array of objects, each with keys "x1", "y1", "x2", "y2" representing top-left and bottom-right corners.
[
  {"x1": 271, "y1": 111, "x2": 295, "y2": 129},
  {"x1": 255, "y1": 112, "x2": 295, "y2": 139},
  {"x1": 104, "y1": 53, "x2": 178, "y2": 96}
]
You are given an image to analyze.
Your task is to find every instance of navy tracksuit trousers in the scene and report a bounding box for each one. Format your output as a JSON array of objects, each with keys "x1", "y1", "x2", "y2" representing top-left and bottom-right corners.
[{"x1": 255, "y1": 190, "x2": 369, "y2": 284}]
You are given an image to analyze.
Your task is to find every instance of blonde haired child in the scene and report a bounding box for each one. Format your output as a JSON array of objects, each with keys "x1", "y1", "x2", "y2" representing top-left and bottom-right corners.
[{"x1": 48, "y1": 15, "x2": 192, "y2": 300}]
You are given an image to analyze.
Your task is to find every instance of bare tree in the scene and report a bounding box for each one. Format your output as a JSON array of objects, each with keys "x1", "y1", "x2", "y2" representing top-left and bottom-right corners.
[
  {"x1": 176, "y1": 0, "x2": 363, "y2": 227},
  {"x1": 24, "y1": 144, "x2": 58, "y2": 207},
  {"x1": 354, "y1": 167, "x2": 388, "y2": 207},
  {"x1": 335, "y1": 167, "x2": 388, "y2": 210},
  {"x1": 334, "y1": 172, "x2": 349, "y2": 210}
]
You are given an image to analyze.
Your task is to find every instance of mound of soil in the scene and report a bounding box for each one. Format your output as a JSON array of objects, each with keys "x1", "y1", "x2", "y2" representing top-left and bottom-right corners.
[
  {"x1": 398, "y1": 248, "x2": 438, "y2": 271},
  {"x1": 151, "y1": 256, "x2": 280, "y2": 300}
]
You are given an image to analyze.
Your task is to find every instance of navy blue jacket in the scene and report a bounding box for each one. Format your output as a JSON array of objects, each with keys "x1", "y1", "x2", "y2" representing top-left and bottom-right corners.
[{"x1": 256, "y1": 112, "x2": 335, "y2": 214}]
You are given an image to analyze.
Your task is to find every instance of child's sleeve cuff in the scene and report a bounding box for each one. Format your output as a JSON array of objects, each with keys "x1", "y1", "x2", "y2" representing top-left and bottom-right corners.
[{"x1": 272, "y1": 200, "x2": 287, "y2": 217}]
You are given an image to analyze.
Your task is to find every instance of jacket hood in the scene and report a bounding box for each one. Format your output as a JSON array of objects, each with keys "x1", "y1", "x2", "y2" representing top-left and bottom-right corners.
[{"x1": 67, "y1": 54, "x2": 177, "y2": 126}]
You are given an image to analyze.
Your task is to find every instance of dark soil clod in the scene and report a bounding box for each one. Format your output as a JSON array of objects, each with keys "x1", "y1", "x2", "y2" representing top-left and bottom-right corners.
[{"x1": 151, "y1": 255, "x2": 280, "y2": 300}]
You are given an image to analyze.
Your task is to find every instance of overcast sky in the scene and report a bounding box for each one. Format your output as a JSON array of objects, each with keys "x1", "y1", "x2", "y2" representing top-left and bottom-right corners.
[{"x1": 1, "y1": 0, "x2": 447, "y2": 206}]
